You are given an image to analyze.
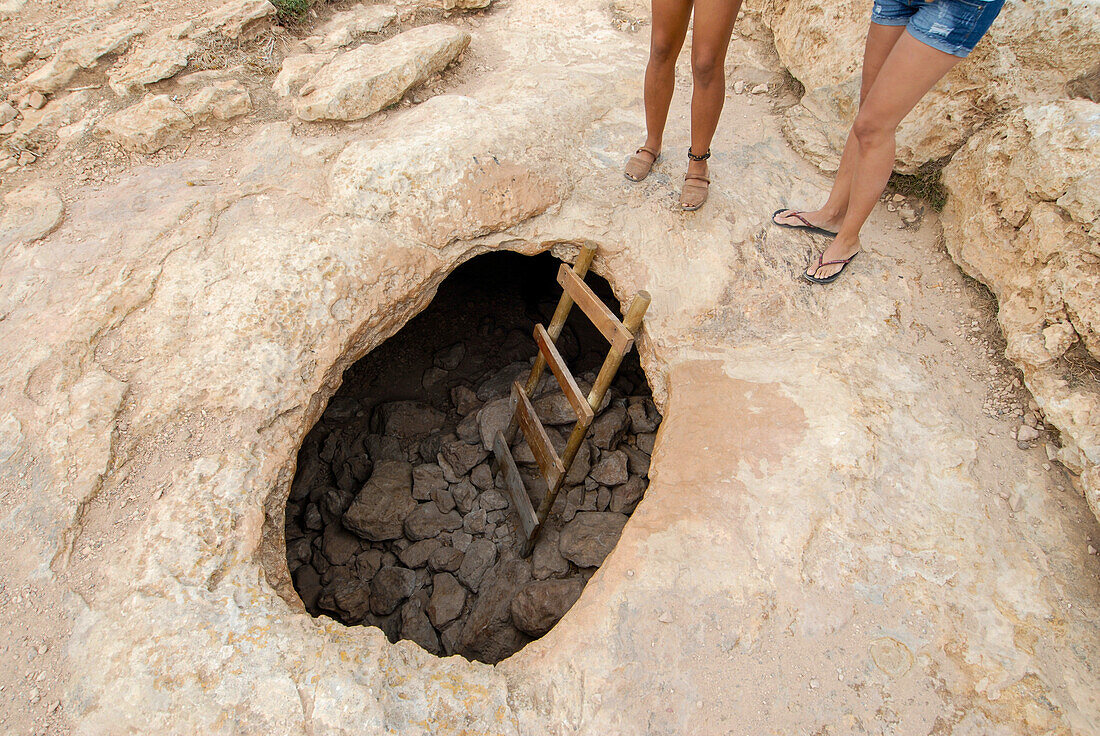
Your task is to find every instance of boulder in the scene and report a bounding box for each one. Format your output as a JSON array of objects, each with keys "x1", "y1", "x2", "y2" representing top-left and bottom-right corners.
[
  {"x1": 478, "y1": 490, "x2": 509, "y2": 512},
  {"x1": 609, "y1": 476, "x2": 646, "y2": 514},
  {"x1": 21, "y1": 20, "x2": 140, "y2": 94},
  {"x1": 590, "y1": 451, "x2": 628, "y2": 487},
  {"x1": 470, "y1": 463, "x2": 493, "y2": 490},
  {"x1": 427, "y1": 546, "x2": 464, "y2": 573},
  {"x1": 558, "y1": 512, "x2": 628, "y2": 568},
  {"x1": 450, "y1": 479, "x2": 478, "y2": 514},
  {"x1": 589, "y1": 406, "x2": 628, "y2": 449},
  {"x1": 273, "y1": 53, "x2": 335, "y2": 97},
  {"x1": 398, "y1": 537, "x2": 441, "y2": 568},
  {"x1": 621, "y1": 445, "x2": 650, "y2": 477},
  {"x1": 531, "y1": 526, "x2": 569, "y2": 580},
  {"x1": 439, "y1": 438, "x2": 487, "y2": 477},
  {"x1": 510, "y1": 578, "x2": 585, "y2": 637},
  {"x1": 369, "y1": 565, "x2": 417, "y2": 615},
  {"x1": 477, "y1": 397, "x2": 514, "y2": 451},
  {"x1": 377, "y1": 401, "x2": 447, "y2": 439},
  {"x1": 435, "y1": 343, "x2": 465, "y2": 370},
  {"x1": 403, "y1": 503, "x2": 463, "y2": 540},
  {"x1": 304, "y1": 4, "x2": 398, "y2": 52},
  {"x1": 451, "y1": 385, "x2": 480, "y2": 415},
  {"x1": 427, "y1": 572, "x2": 466, "y2": 628},
  {"x1": 627, "y1": 399, "x2": 659, "y2": 433},
  {"x1": 477, "y1": 363, "x2": 530, "y2": 402},
  {"x1": 108, "y1": 33, "x2": 198, "y2": 96},
  {"x1": 431, "y1": 486, "x2": 455, "y2": 514},
  {"x1": 294, "y1": 24, "x2": 471, "y2": 122},
  {"x1": 458, "y1": 557, "x2": 532, "y2": 663},
  {"x1": 96, "y1": 95, "x2": 192, "y2": 154},
  {"x1": 412, "y1": 463, "x2": 447, "y2": 501},
  {"x1": 456, "y1": 538, "x2": 497, "y2": 592},
  {"x1": 322, "y1": 523, "x2": 362, "y2": 566},
  {"x1": 334, "y1": 581, "x2": 373, "y2": 621},
  {"x1": 343, "y1": 460, "x2": 416, "y2": 541},
  {"x1": 400, "y1": 594, "x2": 441, "y2": 654},
  {"x1": 533, "y1": 393, "x2": 576, "y2": 426}
]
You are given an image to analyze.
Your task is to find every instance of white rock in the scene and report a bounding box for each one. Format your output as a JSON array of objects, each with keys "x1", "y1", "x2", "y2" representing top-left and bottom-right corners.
[
  {"x1": 273, "y1": 53, "x2": 335, "y2": 97},
  {"x1": 107, "y1": 0, "x2": 273, "y2": 95},
  {"x1": 96, "y1": 94, "x2": 193, "y2": 153},
  {"x1": 307, "y1": 4, "x2": 398, "y2": 51},
  {"x1": 20, "y1": 20, "x2": 141, "y2": 94},
  {"x1": 294, "y1": 23, "x2": 472, "y2": 122},
  {"x1": 182, "y1": 81, "x2": 253, "y2": 123},
  {"x1": 750, "y1": 83, "x2": 768, "y2": 94},
  {"x1": 733, "y1": 80, "x2": 745, "y2": 94}
]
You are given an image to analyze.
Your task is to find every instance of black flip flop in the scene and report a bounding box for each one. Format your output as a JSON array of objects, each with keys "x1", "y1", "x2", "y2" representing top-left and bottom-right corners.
[
  {"x1": 772, "y1": 208, "x2": 838, "y2": 237},
  {"x1": 802, "y1": 252, "x2": 859, "y2": 285}
]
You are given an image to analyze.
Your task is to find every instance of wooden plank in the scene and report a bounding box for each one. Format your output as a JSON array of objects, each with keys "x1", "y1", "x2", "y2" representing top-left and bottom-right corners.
[
  {"x1": 493, "y1": 431, "x2": 538, "y2": 539},
  {"x1": 511, "y1": 381, "x2": 564, "y2": 490},
  {"x1": 533, "y1": 324, "x2": 595, "y2": 427},
  {"x1": 556, "y1": 264, "x2": 634, "y2": 355}
]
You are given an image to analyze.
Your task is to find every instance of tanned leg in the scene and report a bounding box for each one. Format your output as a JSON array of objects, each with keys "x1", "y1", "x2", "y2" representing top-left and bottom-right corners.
[
  {"x1": 774, "y1": 22, "x2": 906, "y2": 231},
  {"x1": 684, "y1": 0, "x2": 743, "y2": 186},
  {"x1": 807, "y1": 32, "x2": 961, "y2": 279},
  {"x1": 638, "y1": 0, "x2": 694, "y2": 166}
]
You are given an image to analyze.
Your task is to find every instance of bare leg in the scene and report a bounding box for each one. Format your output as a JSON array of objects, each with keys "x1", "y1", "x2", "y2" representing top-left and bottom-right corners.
[
  {"x1": 808, "y1": 32, "x2": 961, "y2": 279},
  {"x1": 684, "y1": 0, "x2": 743, "y2": 186},
  {"x1": 638, "y1": 0, "x2": 694, "y2": 165},
  {"x1": 774, "y1": 22, "x2": 905, "y2": 231}
]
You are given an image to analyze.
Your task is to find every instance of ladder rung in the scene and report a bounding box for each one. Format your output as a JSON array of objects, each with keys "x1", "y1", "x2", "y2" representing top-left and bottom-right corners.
[
  {"x1": 556, "y1": 264, "x2": 634, "y2": 355},
  {"x1": 511, "y1": 381, "x2": 564, "y2": 490},
  {"x1": 492, "y1": 431, "x2": 539, "y2": 539},
  {"x1": 533, "y1": 324, "x2": 595, "y2": 427}
]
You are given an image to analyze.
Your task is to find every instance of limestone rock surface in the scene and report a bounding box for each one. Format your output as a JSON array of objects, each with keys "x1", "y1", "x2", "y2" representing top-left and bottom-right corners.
[
  {"x1": 20, "y1": 20, "x2": 141, "y2": 94},
  {"x1": 941, "y1": 99, "x2": 1100, "y2": 521},
  {"x1": 294, "y1": 23, "x2": 471, "y2": 122}
]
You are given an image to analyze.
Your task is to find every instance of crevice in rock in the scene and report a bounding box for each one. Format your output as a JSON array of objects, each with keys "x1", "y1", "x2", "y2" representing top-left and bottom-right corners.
[{"x1": 283, "y1": 250, "x2": 661, "y2": 663}]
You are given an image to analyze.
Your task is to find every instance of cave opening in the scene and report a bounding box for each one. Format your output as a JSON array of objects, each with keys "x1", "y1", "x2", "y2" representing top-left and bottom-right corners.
[{"x1": 284, "y1": 250, "x2": 661, "y2": 663}]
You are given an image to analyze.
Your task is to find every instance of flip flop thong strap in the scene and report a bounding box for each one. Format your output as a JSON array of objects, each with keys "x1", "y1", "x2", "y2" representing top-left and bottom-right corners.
[
  {"x1": 787, "y1": 211, "x2": 816, "y2": 228},
  {"x1": 818, "y1": 255, "x2": 857, "y2": 267}
]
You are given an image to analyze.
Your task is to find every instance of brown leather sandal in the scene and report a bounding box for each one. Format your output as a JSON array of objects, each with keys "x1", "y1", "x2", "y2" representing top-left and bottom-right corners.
[
  {"x1": 624, "y1": 145, "x2": 660, "y2": 182},
  {"x1": 680, "y1": 147, "x2": 710, "y2": 211}
]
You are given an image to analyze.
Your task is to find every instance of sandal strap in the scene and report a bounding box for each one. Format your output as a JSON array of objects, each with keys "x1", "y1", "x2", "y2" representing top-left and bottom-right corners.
[
  {"x1": 687, "y1": 147, "x2": 711, "y2": 161},
  {"x1": 818, "y1": 254, "x2": 857, "y2": 267},
  {"x1": 684, "y1": 173, "x2": 710, "y2": 184},
  {"x1": 635, "y1": 146, "x2": 660, "y2": 158}
]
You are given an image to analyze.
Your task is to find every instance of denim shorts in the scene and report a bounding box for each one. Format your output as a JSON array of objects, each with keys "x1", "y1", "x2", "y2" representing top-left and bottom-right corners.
[{"x1": 871, "y1": 0, "x2": 1005, "y2": 57}]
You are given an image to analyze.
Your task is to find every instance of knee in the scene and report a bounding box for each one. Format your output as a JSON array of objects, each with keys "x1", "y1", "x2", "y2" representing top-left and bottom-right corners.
[
  {"x1": 690, "y1": 51, "x2": 722, "y2": 87},
  {"x1": 852, "y1": 112, "x2": 891, "y2": 147},
  {"x1": 649, "y1": 37, "x2": 679, "y2": 67}
]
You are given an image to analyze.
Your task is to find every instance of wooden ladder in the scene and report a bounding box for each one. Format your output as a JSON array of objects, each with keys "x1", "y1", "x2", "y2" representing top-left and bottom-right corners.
[{"x1": 492, "y1": 244, "x2": 651, "y2": 557}]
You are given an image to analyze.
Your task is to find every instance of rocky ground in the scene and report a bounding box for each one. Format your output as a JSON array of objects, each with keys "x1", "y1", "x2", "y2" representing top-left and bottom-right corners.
[
  {"x1": 285, "y1": 253, "x2": 659, "y2": 662},
  {"x1": 0, "y1": 0, "x2": 1098, "y2": 734}
]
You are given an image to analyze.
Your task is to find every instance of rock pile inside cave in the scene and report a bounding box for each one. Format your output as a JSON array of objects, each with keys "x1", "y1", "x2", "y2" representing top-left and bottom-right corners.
[{"x1": 284, "y1": 255, "x2": 661, "y2": 663}]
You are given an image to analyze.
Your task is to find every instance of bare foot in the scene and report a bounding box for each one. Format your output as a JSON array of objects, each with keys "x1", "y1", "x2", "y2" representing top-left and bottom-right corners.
[
  {"x1": 773, "y1": 208, "x2": 845, "y2": 234},
  {"x1": 806, "y1": 235, "x2": 861, "y2": 281}
]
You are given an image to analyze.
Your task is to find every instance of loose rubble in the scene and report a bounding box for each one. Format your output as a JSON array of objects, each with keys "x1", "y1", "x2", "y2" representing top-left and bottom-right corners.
[{"x1": 285, "y1": 253, "x2": 660, "y2": 662}]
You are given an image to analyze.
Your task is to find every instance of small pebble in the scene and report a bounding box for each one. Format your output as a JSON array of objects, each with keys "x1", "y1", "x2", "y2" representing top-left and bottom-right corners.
[{"x1": 658, "y1": 611, "x2": 672, "y2": 623}]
